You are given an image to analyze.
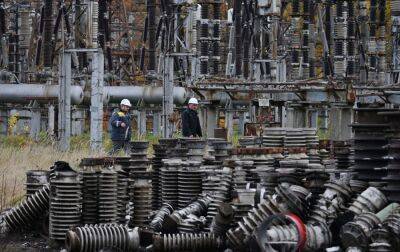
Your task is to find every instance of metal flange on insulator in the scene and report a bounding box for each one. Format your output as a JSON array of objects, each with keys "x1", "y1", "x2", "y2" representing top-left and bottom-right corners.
[{"x1": 254, "y1": 213, "x2": 332, "y2": 251}]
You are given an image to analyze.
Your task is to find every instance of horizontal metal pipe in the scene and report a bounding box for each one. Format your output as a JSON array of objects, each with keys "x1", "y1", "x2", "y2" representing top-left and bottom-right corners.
[
  {"x1": 104, "y1": 86, "x2": 187, "y2": 105},
  {"x1": 0, "y1": 84, "x2": 188, "y2": 105},
  {"x1": 0, "y1": 84, "x2": 84, "y2": 104}
]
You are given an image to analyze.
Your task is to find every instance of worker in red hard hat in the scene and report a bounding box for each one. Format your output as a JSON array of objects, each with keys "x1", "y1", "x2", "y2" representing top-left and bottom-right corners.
[
  {"x1": 182, "y1": 97, "x2": 202, "y2": 138},
  {"x1": 109, "y1": 99, "x2": 132, "y2": 155}
]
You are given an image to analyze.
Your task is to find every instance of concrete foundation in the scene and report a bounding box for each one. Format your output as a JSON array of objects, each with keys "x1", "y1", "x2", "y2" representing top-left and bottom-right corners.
[{"x1": 29, "y1": 102, "x2": 41, "y2": 140}]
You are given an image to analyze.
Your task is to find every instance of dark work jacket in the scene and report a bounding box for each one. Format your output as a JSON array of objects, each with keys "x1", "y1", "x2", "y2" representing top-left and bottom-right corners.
[
  {"x1": 109, "y1": 110, "x2": 132, "y2": 141},
  {"x1": 182, "y1": 108, "x2": 202, "y2": 137}
]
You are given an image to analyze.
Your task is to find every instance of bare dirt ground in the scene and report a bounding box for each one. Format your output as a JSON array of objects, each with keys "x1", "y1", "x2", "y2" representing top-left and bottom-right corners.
[{"x1": 0, "y1": 232, "x2": 55, "y2": 252}]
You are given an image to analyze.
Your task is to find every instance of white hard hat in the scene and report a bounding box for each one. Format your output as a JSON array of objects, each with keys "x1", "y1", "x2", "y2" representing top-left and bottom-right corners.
[
  {"x1": 120, "y1": 99, "x2": 132, "y2": 107},
  {"x1": 188, "y1": 97, "x2": 199, "y2": 105}
]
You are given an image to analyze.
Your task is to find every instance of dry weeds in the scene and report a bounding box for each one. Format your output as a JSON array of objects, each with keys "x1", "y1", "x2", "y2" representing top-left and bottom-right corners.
[{"x1": 0, "y1": 144, "x2": 104, "y2": 210}]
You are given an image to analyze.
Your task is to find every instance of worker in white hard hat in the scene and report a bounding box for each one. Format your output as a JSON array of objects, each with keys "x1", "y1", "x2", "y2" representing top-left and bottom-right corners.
[
  {"x1": 109, "y1": 99, "x2": 132, "y2": 155},
  {"x1": 182, "y1": 97, "x2": 202, "y2": 138}
]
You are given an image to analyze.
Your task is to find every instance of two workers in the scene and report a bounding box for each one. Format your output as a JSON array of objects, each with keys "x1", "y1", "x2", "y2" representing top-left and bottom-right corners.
[{"x1": 109, "y1": 97, "x2": 202, "y2": 154}]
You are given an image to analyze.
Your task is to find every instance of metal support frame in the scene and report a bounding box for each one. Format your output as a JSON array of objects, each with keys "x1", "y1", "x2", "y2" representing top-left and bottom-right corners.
[
  {"x1": 162, "y1": 56, "x2": 174, "y2": 138},
  {"x1": 48, "y1": 105, "x2": 55, "y2": 137},
  {"x1": 90, "y1": 50, "x2": 105, "y2": 152},
  {"x1": 206, "y1": 105, "x2": 217, "y2": 138},
  {"x1": 224, "y1": 101, "x2": 234, "y2": 141},
  {"x1": 152, "y1": 111, "x2": 161, "y2": 136},
  {"x1": 58, "y1": 52, "x2": 72, "y2": 151},
  {"x1": 137, "y1": 108, "x2": 147, "y2": 137},
  {"x1": 29, "y1": 101, "x2": 41, "y2": 140}
]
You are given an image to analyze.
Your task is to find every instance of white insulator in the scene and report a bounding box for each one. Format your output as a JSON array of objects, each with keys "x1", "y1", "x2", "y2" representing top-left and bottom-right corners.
[
  {"x1": 334, "y1": 57, "x2": 346, "y2": 78},
  {"x1": 368, "y1": 40, "x2": 377, "y2": 54},
  {"x1": 91, "y1": 1, "x2": 99, "y2": 48},
  {"x1": 378, "y1": 57, "x2": 387, "y2": 72},
  {"x1": 291, "y1": 64, "x2": 300, "y2": 80},
  {"x1": 334, "y1": 21, "x2": 347, "y2": 40},
  {"x1": 302, "y1": 64, "x2": 310, "y2": 79},
  {"x1": 360, "y1": 1, "x2": 368, "y2": 16},
  {"x1": 391, "y1": 0, "x2": 400, "y2": 16},
  {"x1": 18, "y1": 9, "x2": 32, "y2": 49},
  {"x1": 291, "y1": 33, "x2": 301, "y2": 48},
  {"x1": 377, "y1": 41, "x2": 386, "y2": 55}
]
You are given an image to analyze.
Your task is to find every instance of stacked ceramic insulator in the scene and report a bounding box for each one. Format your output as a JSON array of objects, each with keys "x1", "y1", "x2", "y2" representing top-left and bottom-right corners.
[
  {"x1": 203, "y1": 139, "x2": 217, "y2": 164},
  {"x1": 98, "y1": 168, "x2": 118, "y2": 224},
  {"x1": 262, "y1": 127, "x2": 285, "y2": 147},
  {"x1": 185, "y1": 139, "x2": 206, "y2": 161},
  {"x1": 152, "y1": 138, "x2": 179, "y2": 209},
  {"x1": 79, "y1": 158, "x2": 118, "y2": 225},
  {"x1": 129, "y1": 141, "x2": 149, "y2": 163},
  {"x1": 253, "y1": 148, "x2": 284, "y2": 166},
  {"x1": 304, "y1": 128, "x2": 320, "y2": 164},
  {"x1": 305, "y1": 164, "x2": 330, "y2": 198},
  {"x1": 178, "y1": 161, "x2": 202, "y2": 208},
  {"x1": 49, "y1": 170, "x2": 81, "y2": 243},
  {"x1": 130, "y1": 174, "x2": 152, "y2": 227},
  {"x1": 284, "y1": 128, "x2": 307, "y2": 151},
  {"x1": 165, "y1": 197, "x2": 211, "y2": 233},
  {"x1": 66, "y1": 224, "x2": 140, "y2": 252},
  {"x1": 333, "y1": 141, "x2": 352, "y2": 170},
  {"x1": 333, "y1": 0, "x2": 348, "y2": 78},
  {"x1": 227, "y1": 185, "x2": 310, "y2": 249},
  {"x1": 309, "y1": 181, "x2": 352, "y2": 225},
  {"x1": 381, "y1": 206, "x2": 400, "y2": 249},
  {"x1": 201, "y1": 167, "x2": 232, "y2": 227},
  {"x1": 149, "y1": 203, "x2": 174, "y2": 232},
  {"x1": 346, "y1": 0, "x2": 358, "y2": 78},
  {"x1": 340, "y1": 212, "x2": 381, "y2": 250},
  {"x1": 80, "y1": 166, "x2": 99, "y2": 225},
  {"x1": 114, "y1": 157, "x2": 131, "y2": 225},
  {"x1": 347, "y1": 187, "x2": 388, "y2": 216},
  {"x1": 3, "y1": 184, "x2": 50, "y2": 232},
  {"x1": 151, "y1": 144, "x2": 167, "y2": 210},
  {"x1": 128, "y1": 141, "x2": 152, "y2": 227},
  {"x1": 161, "y1": 159, "x2": 181, "y2": 208},
  {"x1": 369, "y1": 228, "x2": 393, "y2": 252},
  {"x1": 230, "y1": 159, "x2": 247, "y2": 190},
  {"x1": 212, "y1": 139, "x2": 231, "y2": 164},
  {"x1": 264, "y1": 222, "x2": 332, "y2": 251},
  {"x1": 255, "y1": 165, "x2": 278, "y2": 196},
  {"x1": 237, "y1": 160, "x2": 256, "y2": 185},
  {"x1": 238, "y1": 136, "x2": 260, "y2": 147},
  {"x1": 171, "y1": 138, "x2": 188, "y2": 160},
  {"x1": 277, "y1": 159, "x2": 308, "y2": 185},
  {"x1": 351, "y1": 108, "x2": 389, "y2": 187},
  {"x1": 290, "y1": 1, "x2": 301, "y2": 80},
  {"x1": 319, "y1": 148, "x2": 335, "y2": 169},
  {"x1": 379, "y1": 111, "x2": 400, "y2": 202},
  {"x1": 210, "y1": 203, "x2": 234, "y2": 238},
  {"x1": 116, "y1": 168, "x2": 129, "y2": 225},
  {"x1": 25, "y1": 170, "x2": 49, "y2": 198},
  {"x1": 177, "y1": 214, "x2": 206, "y2": 233},
  {"x1": 231, "y1": 188, "x2": 256, "y2": 224},
  {"x1": 152, "y1": 232, "x2": 221, "y2": 252},
  {"x1": 349, "y1": 179, "x2": 369, "y2": 199}
]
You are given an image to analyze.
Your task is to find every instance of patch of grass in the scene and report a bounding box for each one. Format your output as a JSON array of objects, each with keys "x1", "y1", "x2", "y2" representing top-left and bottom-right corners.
[
  {"x1": 0, "y1": 143, "x2": 96, "y2": 210},
  {"x1": 0, "y1": 132, "x2": 162, "y2": 209}
]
